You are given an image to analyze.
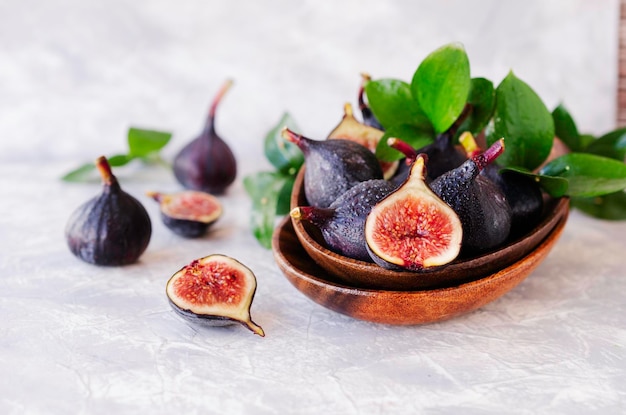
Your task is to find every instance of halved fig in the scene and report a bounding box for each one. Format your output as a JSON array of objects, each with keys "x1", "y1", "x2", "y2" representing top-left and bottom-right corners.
[
  {"x1": 365, "y1": 155, "x2": 463, "y2": 270},
  {"x1": 147, "y1": 190, "x2": 222, "y2": 238},
  {"x1": 328, "y1": 102, "x2": 398, "y2": 179},
  {"x1": 166, "y1": 254, "x2": 265, "y2": 337}
]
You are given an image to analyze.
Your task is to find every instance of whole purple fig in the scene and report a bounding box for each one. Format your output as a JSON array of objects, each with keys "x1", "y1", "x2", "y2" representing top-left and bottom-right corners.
[
  {"x1": 173, "y1": 80, "x2": 237, "y2": 195},
  {"x1": 65, "y1": 156, "x2": 152, "y2": 266}
]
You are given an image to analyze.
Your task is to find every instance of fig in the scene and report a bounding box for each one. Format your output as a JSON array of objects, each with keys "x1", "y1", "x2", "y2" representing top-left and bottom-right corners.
[
  {"x1": 416, "y1": 131, "x2": 467, "y2": 182},
  {"x1": 387, "y1": 137, "x2": 418, "y2": 188},
  {"x1": 327, "y1": 102, "x2": 397, "y2": 180},
  {"x1": 290, "y1": 179, "x2": 395, "y2": 261},
  {"x1": 147, "y1": 190, "x2": 222, "y2": 238},
  {"x1": 459, "y1": 132, "x2": 544, "y2": 238},
  {"x1": 358, "y1": 72, "x2": 384, "y2": 130},
  {"x1": 387, "y1": 106, "x2": 471, "y2": 186},
  {"x1": 365, "y1": 155, "x2": 463, "y2": 270},
  {"x1": 65, "y1": 156, "x2": 152, "y2": 266},
  {"x1": 173, "y1": 79, "x2": 237, "y2": 195},
  {"x1": 166, "y1": 254, "x2": 265, "y2": 337},
  {"x1": 430, "y1": 138, "x2": 512, "y2": 254},
  {"x1": 281, "y1": 127, "x2": 383, "y2": 208}
]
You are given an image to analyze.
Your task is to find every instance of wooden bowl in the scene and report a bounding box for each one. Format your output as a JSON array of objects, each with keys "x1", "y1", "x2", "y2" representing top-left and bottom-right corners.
[
  {"x1": 272, "y1": 213, "x2": 568, "y2": 325},
  {"x1": 290, "y1": 166, "x2": 570, "y2": 290}
]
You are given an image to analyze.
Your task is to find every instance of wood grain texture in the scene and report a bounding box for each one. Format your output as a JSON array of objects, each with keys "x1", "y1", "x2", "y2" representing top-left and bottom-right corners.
[{"x1": 272, "y1": 213, "x2": 568, "y2": 326}]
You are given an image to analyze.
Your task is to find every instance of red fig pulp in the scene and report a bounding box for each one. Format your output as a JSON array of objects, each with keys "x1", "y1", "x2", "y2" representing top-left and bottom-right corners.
[{"x1": 365, "y1": 156, "x2": 463, "y2": 270}]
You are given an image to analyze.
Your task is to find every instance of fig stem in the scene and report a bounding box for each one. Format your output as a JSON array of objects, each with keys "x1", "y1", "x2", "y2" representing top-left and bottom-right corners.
[
  {"x1": 245, "y1": 320, "x2": 265, "y2": 337},
  {"x1": 408, "y1": 154, "x2": 427, "y2": 181},
  {"x1": 343, "y1": 102, "x2": 354, "y2": 117},
  {"x1": 459, "y1": 132, "x2": 480, "y2": 158},
  {"x1": 207, "y1": 79, "x2": 234, "y2": 126},
  {"x1": 289, "y1": 207, "x2": 303, "y2": 220},
  {"x1": 387, "y1": 137, "x2": 418, "y2": 164},
  {"x1": 358, "y1": 72, "x2": 372, "y2": 110},
  {"x1": 290, "y1": 206, "x2": 335, "y2": 223},
  {"x1": 145, "y1": 191, "x2": 163, "y2": 202},
  {"x1": 281, "y1": 127, "x2": 306, "y2": 150},
  {"x1": 95, "y1": 156, "x2": 118, "y2": 187},
  {"x1": 473, "y1": 138, "x2": 505, "y2": 171}
]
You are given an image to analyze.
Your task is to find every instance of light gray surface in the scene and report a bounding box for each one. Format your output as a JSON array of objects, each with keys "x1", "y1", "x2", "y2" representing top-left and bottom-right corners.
[{"x1": 1, "y1": 1, "x2": 625, "y2": 413}]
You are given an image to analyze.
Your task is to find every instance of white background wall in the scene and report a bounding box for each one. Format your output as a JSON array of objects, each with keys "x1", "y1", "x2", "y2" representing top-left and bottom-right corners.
[{"x1": 0, "y1": 0, "x2": 619, "y2": 177}]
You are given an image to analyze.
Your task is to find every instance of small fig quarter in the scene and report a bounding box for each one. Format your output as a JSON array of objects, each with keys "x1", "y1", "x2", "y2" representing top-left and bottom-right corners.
[
  {"x1": 365, "y1": 155, "x2": 463, "y2": 270},
  {"x1": 147, "y1": 190, "x2": 222, "y2": 238},
  {"x1": 327, "y1": 102, "x2": 397, "y2": 179},
  {"x1": 173, "y1": 80, "x2": 237, "y2": 195},
  {"x1": 65, "y1": 156, "x2": 152, "y2": 266},
  {"x1": 166, "y1": 254, "x2": 264, "y2": 337}
]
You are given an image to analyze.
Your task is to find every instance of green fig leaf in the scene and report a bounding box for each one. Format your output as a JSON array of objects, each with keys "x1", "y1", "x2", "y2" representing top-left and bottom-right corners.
[
  {"x1": 552, "y1": 103, "x2": 581, "y2": 151},
  {"x1": 264, "y1": 112, "x2": 304, "y2": 174},
  {"x1": 584, "y1": 127, "x2": 626, "y2": 161},
  {"x1": 243, "y1": 172, "x2": 289, "y2": 249},
  {"x1": 61, "y1": 163, "x2": 97, "y2": 182},
  {"x1": 501, "y1": 166, "x2": 569, "y2": 197},
  {"x1": 539, "y1": 153, "x2": 626, "y2": 197},
  {"x1": 411, "y1": 42, "x2": 471, "y2": 134},
  {"x1": 61, "y1": 154, "x2": 132, "y2": 182},
  {"x1": 127, "y1": 127, "x2": 172, "y2": 158},
  {"x1": 276, "y1": 173, "x2": 296, "y2": 215},
  {"x1": 107, "y1": 154, "x2": 133, "y2": 166},
  {"x1": 375, "y1": 124, "x2": 434, "y2": 162},
  {"x1": 456, "y1": 77, "x2": 495, "y2": 138},
  {"x1": 571, "y1": 191, "x2": 626, "y2": 220},
  {"x1": 486, "y1": 71, "x2": 554, "y2": 170},
  {"x1": 364, "y1": 79, "x2": 431, "y2": 130},
  {"x1": 579, "y1": 134, "x2": 596, "y2": 149}
]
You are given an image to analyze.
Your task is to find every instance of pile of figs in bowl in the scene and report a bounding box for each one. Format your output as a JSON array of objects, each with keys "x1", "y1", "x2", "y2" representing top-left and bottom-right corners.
[{"x1": 271, "y1": 102, "x2": 570, "y2": 326}]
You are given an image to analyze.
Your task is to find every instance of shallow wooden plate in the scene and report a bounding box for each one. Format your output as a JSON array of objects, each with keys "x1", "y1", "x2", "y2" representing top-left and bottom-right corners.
[
  {"x1": 290, "y1": 166, "x2": 570, "y2": 290},
  {"x1": 272, "y1": 213, "x2": 568, "y2": 326}
]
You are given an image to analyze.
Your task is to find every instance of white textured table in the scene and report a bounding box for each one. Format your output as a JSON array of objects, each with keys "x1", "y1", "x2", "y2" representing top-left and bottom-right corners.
[{"x1": 2, "y1": 1, "x2": 625, "y2": 413}]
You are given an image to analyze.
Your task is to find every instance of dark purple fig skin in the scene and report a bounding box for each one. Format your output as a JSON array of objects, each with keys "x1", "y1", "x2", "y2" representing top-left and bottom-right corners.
[
  {"x1": 173, "y1": 80, "x2": 237, "y2": 195},
  {"x1": 293, "y1": 179, "x2": 394, "y2": 261},
  {"x1": 430, "y1": 140, "x2": 511, "y2": 254},
  {"x1": 160, "y1": 216, "x2": 211, "y2": 238},
  {"x1": 358, "y1": 73, "x2": 384, "y2": 130},
  {"x1": 483, "y1": 166, "x2": 544, "y2": 238},
  {"x1": 65, "y1": 157, "x2": 151, "y2": 266},
  {"x1": 388, "y1": 132, "x2": 467, "y2": 187},
  {"x1": 167, "y1": 300, "x2": 243, "y2": 327},
  {"x1": 418, "y1": 131, "x2": 468, "y2": 181},
  {"x1": 282, "y1": 128, "x2": 383, "y2": 208}
]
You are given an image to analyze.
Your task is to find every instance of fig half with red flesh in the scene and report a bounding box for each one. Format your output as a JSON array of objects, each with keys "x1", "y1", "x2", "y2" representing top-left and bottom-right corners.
[
  {"x1": 166, "y1": 254, "x2": 265, "y2": 337},
  {"x1": 147, "y1": 190, "x2": 222, "y2": 238},
  {"x1": 365, "y1": 155, "x2": 463, "y2": 271}
]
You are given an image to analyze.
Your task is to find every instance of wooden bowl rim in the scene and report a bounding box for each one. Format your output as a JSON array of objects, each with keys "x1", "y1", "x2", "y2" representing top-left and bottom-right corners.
[
  {"x1": 273, "y1": 213, "x2": 567, "y2": 295},
  {"x1": 289, "y1": 165, "x2": 570, "y2": 289}
]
